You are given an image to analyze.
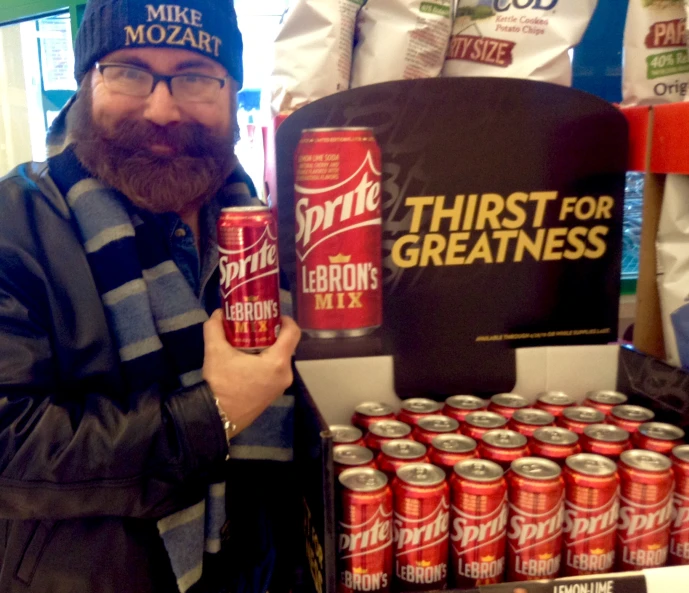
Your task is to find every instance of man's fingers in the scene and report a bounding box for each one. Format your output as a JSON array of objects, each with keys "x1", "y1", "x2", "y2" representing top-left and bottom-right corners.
[
  {"x1": 203, "y1": 309, "x2": 236, "y2": 353},
  {"x1": 263, "y1": 316, "x2": 301, "y2": 359}
]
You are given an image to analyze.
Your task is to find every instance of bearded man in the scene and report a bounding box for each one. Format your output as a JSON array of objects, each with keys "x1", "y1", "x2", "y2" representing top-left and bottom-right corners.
[{"x1": 0, "y1": 1, "x2": 301, "y2": 592}]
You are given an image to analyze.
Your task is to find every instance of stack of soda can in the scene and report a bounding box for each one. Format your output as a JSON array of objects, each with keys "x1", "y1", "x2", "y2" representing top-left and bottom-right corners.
[{"x1": 331, "y1": 391, "x2": 689, "y2": 592}]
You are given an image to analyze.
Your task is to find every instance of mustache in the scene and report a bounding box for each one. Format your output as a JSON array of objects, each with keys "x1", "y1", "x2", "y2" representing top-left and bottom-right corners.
[{"x1": 100, "y1": 118, "x2": 226, "y2": 159}]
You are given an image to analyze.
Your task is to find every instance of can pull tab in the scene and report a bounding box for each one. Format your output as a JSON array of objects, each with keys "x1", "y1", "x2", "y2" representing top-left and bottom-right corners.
[
  {"x1": 355, "y1": 474, "x2": 377, "y2": 488},
  {"x1": 639, "y1": 454, "x2": 661, "y2": 467},
  {"x1": 471, "y1": 462, "x2": 487, "y2": 477},
  {"x1": 583, "y1": 459, "x2": 602, "y2": 472}
]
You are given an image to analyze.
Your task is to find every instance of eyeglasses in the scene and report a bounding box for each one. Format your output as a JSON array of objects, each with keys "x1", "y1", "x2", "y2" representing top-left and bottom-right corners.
[{"x1": 95, "y1": 62, "x2": 228, "y2": 103}]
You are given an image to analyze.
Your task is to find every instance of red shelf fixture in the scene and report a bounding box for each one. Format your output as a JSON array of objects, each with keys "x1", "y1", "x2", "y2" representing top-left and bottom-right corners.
[{"x1": 618, "y1": 102, "x2": 689, "y2": 361}]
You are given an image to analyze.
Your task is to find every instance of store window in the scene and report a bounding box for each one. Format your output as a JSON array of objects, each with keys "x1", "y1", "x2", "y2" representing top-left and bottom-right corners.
[
  {"x1": 0, "y1": 12, "x2": 76, "y2": 177},
  {"x1": 233, "y1": 0, "x2": 289, "y2": 200}
]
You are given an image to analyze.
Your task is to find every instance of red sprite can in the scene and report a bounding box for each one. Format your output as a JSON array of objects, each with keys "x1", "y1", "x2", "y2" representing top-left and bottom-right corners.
[
  {"x1": 583, "y1": 390, "x2": 628, "y2": 416},
  {"x1": 633, "y1": 422, "x2": 685, "y2": 455},
  {"x1": 365, "y1": 420, "x2": 412, "y2": 453},
  {"x1": 392, "y1": 463, "x2": 449, "y2": 591},
  {"x1": 508, "y1": 408, "x2": 555, "y2": 438},
  {"x1": 558, "y1": 406, "x2": 606, "y2": 435},
  {"x1": 616, "y1": 450, "x2": 674, "y2": 570},
  {"x1": 535, "y1": 391, "x2": 575, "y2": 418},
  {"x1": 398, "y1": 398, "x2": 443, "y2": 426},
  {"x1": 334, "y1": 445, "x2": 377, "y2": 476},
  {"x1": 480, "y1": 430, "x2": 530, "y2": 471},
  {"x1": 443, "y1": 395, "x2": 487, "y2": 424},
  {"x1": 463, "y1": 411, "x2": 508, "y2": 441},
  {"x1": 530, "y1": 427, "x2": 581, "y2": 466},
  {"x1": 377, "y1": 440, "x2": 429, "y2": 479},
  {"x1": 488, "y1": 393, "x2": 529, "y2": 420},
  {"x1": 352, "y1": 402, "x2": 396, "y2": 431},
  {"x1": 580, "y1": 424, "x2": 631, "y2": 460},
  {"x1": 338, "y1": 468, "x2": 393, "y2": 592},
  {"x1": 609, "y1": 405, "x2": 655, "y2": 434},
  {"x1": 450, "y1": 459, "x2": 507, "y2": 587},
  {"x1": 562, "y1": 454, "x2": 619, "y2": 576},
  {"x1": 331, "y1": 425, "x2": 365, "y2": 447},
  {"x1": 294, "y1": 128, "x2": 382, "y2": 338},
  {"x1": 507, "y1": 457, "x2": 565, "y2": 581},
  {"x1": 429, "y1": 434, "x2": 479, "y2": 475},
  {"x1": 218, "y1": 206, "x2": 281, "y2": 351},
  {"x1": 670, "y1": 445, "x2": 689, "y2": 565},
  {"x1": 413, "y1": 415, "x2": 461, "y2": 446}
]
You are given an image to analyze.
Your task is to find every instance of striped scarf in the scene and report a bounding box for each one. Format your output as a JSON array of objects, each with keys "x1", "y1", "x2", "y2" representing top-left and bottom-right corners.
[{"x1": 47, "y1": 146, "x2": 293, "y2": 592}]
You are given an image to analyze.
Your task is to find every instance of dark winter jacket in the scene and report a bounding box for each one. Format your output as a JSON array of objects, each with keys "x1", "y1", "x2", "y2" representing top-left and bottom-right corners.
[{"x1": 0, "y1": 160, "x2": 242, "y2": 593}]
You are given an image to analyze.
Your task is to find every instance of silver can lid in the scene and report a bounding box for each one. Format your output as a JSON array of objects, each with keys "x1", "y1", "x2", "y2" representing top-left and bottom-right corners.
[
  {"x1": 355, "y1": 402, "x2": 394, "y2": 417},
  {"x1": 417, "y1": 415, "x2": 460, "y2": 433},
  {"x1": 673, "y1": 444, "x2": 689, "y2": 462},
  {"x1": 638, "y1": 422, "x2": 683, "y2": 440},
  {"x1": 465, "y1": 411, "x2": 508, "y2": 428},
  {"x1": 396, "y1": 463, "x2": 446, "y2": 486},
  {"x1": 611, "y1": 405, "x2": 655, "y2": 423},
  {"x1": 369, "y1": 420, "x2": 412, "y2": 439},
  {"x1": 583, "y1": 423, "x2": 630, "y2": 442},
  {"x1": 303, "y1": 126, "x2": 374, "y2": 133},
  {"x1": 586, "y1": 390, "x2": 628, "y2": 405},
  {"x1": 533, "y1": 426, "x2": 579, "y2": 446},
  {"x1": 431, "y1": 434, "x2": 477, "y2": 453},
  {"x1": 566, "y1": 453, "x2": 617, "y2": 476},
  {"x1": 620, "y1": 449, "x2": 672, "y2": 472},
  {"x1": 445, "y1": 395, "x2": 486, "y2": 410},
  {"x1": 220, "y1": 205, "x2": 270, "y2": 213},
  {"x1": 330, "y1": 425, "x2": 364, "y2": 444},
  {"x1": 339, "y1": 468, "x2": 388, "y2": 492},
  {"x1": 454, "y1": 459, "x2": 504, "y2": 482},
  {"x1": 381, "y1": 439, "x2": 427, "y2": 460},
  {"x1": 401, "y1": 398, "x2": 442, "y2": 414},
  {"x1": 482, "y1": 429, "x2": 528, "y2": 449},
  {"x1": 562, "y1": 406, "x2": 605, "y2": 424},
  {"x1": 333, "y1": 445, "x2": 374, "y2": 466},
  {"x1": 537, "y1": 391, "x2": 575, "y2": 406},
  {"x1": 511, "y1": 457, "x2": 562, "y2": 480},
  {"x1": 491, "y1": 393, "x2": 528, "y2": 408},
  {"x1": 513, "y1": 408, "x2": 555, "y2": 426}
]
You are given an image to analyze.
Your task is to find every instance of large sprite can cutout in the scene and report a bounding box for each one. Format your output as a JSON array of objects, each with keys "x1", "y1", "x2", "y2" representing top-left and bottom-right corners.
[{"x1": 295, "y1": 127, "x2": 382, "y2": 338}]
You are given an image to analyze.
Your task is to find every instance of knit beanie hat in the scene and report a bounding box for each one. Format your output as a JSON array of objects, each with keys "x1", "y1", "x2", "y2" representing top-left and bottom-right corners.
[{"x1": 74, "y1": 0, "x2": 243, "y2": 87}]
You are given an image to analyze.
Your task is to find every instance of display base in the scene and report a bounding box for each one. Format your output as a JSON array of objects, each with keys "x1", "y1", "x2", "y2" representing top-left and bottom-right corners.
[{"x1": 294, "y1": 345, "x2": 689, "y2": 593}]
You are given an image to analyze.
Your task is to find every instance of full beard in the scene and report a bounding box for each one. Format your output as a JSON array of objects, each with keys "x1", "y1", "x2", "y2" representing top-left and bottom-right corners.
[{"x1": 68, "y1": 86, "x2": 238, "y2": 214}]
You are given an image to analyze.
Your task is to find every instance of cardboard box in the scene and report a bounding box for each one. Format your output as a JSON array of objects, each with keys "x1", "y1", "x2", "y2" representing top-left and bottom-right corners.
[{"x1": 294, "y1": 344, "x2": 689, "y2": 593}]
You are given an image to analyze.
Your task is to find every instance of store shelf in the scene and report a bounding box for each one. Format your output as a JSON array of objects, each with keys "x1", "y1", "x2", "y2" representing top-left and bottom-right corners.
[{"x1": 620, "y1": 102, "x2": 689, "y2": 175}]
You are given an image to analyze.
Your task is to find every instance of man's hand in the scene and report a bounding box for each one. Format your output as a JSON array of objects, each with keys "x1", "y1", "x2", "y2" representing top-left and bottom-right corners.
[{"x1": 202, "y1": 309, "x2": 302, "y2": 435}]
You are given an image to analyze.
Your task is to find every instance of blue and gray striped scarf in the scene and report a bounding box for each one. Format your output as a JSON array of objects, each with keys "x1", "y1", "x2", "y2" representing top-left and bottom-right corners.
[{"x1": 48, "y1": 146, "x2": 293, "y2": 592}]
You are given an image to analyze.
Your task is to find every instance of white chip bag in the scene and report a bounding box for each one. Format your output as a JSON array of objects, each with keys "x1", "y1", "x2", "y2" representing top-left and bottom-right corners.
[
  {"x1": 623, "y1": 0, "x2": 689, "y2": 106},
  {"x1": 657, "y1": 174, "x2": 689, "y2": 369},
  {"x1": 270, "y1": 0, "x2": 365, "y2": 116},
  {"x1": 442, "y1": 0, "x2": 598, "y2": 87},
  {"x1": 350, "y1": 0, "x2": 453, "y2": 88}
]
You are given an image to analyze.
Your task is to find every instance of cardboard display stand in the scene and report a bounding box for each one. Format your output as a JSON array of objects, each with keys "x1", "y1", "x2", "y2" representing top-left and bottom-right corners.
[
  {"x1": 277, "y1": 78, "x2": 628, "y2": 398},
  {"x1": 271, "y1": 79, "x2": 689, "y2": 592}
]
